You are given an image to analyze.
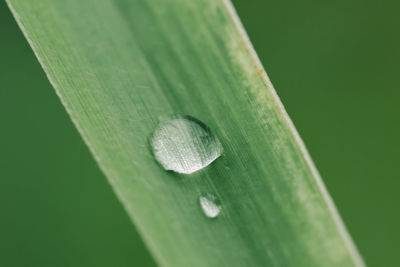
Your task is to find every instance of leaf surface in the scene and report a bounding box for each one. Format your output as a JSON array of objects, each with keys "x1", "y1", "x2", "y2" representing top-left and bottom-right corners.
[{"x1": 7, "y1": 0, "x2": 364, "y2": 266}]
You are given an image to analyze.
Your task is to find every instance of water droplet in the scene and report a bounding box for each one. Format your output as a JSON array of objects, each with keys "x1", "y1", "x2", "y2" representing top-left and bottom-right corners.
[
  {"x1": 151, "y1": 116, "x2": 222, "y2": 174},
  {"x1": 200, "y1": 194, "x2": 221, "y2": 218}
]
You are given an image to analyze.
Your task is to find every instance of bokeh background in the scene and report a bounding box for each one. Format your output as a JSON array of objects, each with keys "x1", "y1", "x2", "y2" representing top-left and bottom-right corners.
[{"x1": 1, "y1": 0, "x2": 399, "y2": 266}]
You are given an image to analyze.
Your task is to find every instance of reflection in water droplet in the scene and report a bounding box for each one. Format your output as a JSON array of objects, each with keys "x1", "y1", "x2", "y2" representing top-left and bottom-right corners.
[
  {"x1": 151, "y1": 116, "x2": 222, "y2": 174},
  {"x1": 200, "y1": 194, "x2": 221, "y2": 218}
]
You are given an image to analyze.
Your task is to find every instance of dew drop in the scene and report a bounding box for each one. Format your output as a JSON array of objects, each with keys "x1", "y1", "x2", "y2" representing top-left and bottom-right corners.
[
  {"x1": 151, "y1": 116, "x2": 222, "y2": 174},
  {"x1": 200, "y1": 194, "x2": 221, "y2": 218}
]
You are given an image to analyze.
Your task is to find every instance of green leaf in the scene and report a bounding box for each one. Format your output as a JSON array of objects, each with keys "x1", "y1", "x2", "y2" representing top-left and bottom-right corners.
[{"x1": 7, "y1": 0, "x2": 364, "y2": 266}]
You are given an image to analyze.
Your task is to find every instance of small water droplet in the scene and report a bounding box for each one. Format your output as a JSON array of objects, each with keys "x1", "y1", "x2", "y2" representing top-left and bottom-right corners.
[
  {"x1": 151, "y1": 116, "x2": 222, "y2": 174},
  {"x1": 200, "y1": 194, "x2": 221, "y2": 218}
]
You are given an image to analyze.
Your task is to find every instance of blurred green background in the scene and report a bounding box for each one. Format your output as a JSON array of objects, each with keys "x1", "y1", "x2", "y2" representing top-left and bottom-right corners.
[{"x1": 1, "y1": 0, "x2": 399, "y2": 266}]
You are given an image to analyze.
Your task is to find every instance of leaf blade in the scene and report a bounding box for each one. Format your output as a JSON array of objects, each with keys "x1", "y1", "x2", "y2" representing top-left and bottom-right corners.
[{"x1": 7, "y1": 0, "x2": 364, "y2": 266}]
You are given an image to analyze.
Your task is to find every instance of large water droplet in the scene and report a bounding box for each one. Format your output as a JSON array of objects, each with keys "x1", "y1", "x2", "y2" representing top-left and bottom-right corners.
[
  {"x1": 151, "y1": 116, "x2": 222, "y2": 174},
  {"x1": 200, "y1": 194, "x2": 221, "y2": 218}
]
